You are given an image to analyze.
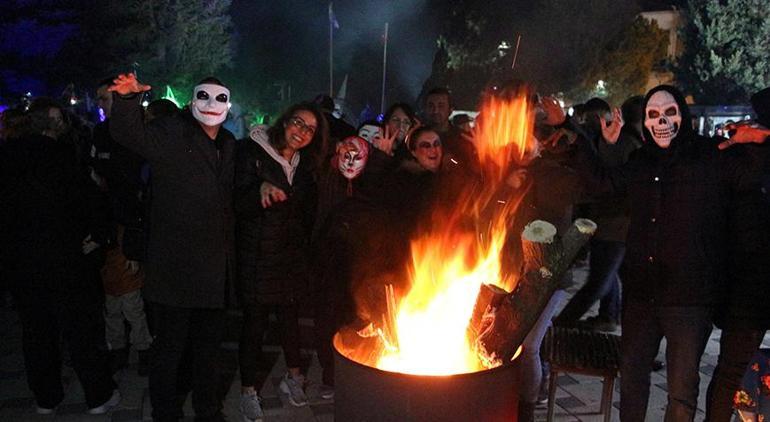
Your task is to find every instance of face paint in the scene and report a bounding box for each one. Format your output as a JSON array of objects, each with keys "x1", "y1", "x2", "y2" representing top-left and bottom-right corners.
[
  {"x1": 337, "y1": 136, "x2": 370, "y2": 180},
  {"x1": 191, "y1": 83, "x2": 230, "y2": 127},
  {"x1": 644, "y1": 90, "x2": 681, "y2": 148},
  {"x1": 411, "y1": 131, "x2": 443, "y2": 172},
  {"x1": 357, "y1": 124, "x2": 382, "y2": 144}
]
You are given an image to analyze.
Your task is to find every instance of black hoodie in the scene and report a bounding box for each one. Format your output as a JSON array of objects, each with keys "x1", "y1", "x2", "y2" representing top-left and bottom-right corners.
[{"x1": 576, "y1": 85, "x2": 765, "y2": 306}]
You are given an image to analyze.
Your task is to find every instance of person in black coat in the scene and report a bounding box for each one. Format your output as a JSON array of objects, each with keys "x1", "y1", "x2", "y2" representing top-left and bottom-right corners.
[
  {"x1": 234, "y1": 103, "x2": 327, "y2": 412},
  {"x1": 575, "y1": 85, "x2": 765, "y2": 421},
  {"x1": 705, "y1": 87, "x2": 770, "y2": 422},
  {"x1": 108, "y1": 74, "x2": 236, "y2": 422},
  {"x1": 0, "y1": 99, "x2": 118, "y2": 414}
]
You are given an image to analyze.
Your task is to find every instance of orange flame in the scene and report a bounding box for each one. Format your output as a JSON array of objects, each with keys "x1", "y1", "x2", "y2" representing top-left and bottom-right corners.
[{"x1": 370, "y1": 87, "x2": 536, "y2": 375}]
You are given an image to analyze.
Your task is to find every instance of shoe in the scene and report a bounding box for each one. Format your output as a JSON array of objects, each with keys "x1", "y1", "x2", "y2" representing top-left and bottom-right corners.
[
  {"x1": 319, "y1": 384, "x2": 335, "y2": 400},
  {"x1": 87, "y1": 389, "x2": 121, "y2": 414},
  {"x1": 239, "y1": 390, "x2": 264, "y2": 421},
  {"x1": 579, "y1": 315, "x2": 619, "y2": 333},
  {"x1": 279, "y1": 373, "x2": 308, "y2": 407},
  {"x1": 36, "y1": 406, "x2": 55, "y2": 415}
]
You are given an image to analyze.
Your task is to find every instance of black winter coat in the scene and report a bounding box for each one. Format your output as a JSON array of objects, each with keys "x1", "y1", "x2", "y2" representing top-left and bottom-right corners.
[
  {"x1": 110, "y1": 96, "x2": 236, "y2": 308},
  {"x1": 0, "y1": 135, "x2": 108, "y2": 293},
  {"x1": 234, "y1": 134, "x2": 317, "y2": 306},
  {"x1": 577, "y1": 86, "x2": 764, "y2": 307}
]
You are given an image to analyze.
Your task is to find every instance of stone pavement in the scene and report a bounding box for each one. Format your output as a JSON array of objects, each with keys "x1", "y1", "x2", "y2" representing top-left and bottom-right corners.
[{"x1": 2, "y1": 271, "x2": 769, "y2": 421}]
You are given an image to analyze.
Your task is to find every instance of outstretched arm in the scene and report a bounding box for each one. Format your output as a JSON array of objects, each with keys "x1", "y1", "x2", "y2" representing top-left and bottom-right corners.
[
  {"x1": 718, "y1": 121, "x2": 770, "y2": 150},
  {"x1": 107, "y1": 74, "x2": 163, "y2": 161}
]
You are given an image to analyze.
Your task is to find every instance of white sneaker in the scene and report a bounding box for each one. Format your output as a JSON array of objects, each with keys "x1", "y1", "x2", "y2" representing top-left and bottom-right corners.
[
  {"x1": 87, "y1": 389, "x2": 121, "y2": 414},
  {"x1": 279, "y1": 373, "x2": 308, "y2": 407},
  {"x1": 319, "y1": 384, "x2": 335, "y2": 400},
  {"x1": 239, "y1": 390, "x2": 264, "y2": 421}
]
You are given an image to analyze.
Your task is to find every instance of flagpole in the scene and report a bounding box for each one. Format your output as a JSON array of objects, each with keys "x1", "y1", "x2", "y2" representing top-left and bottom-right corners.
[
  {"x1": 329, "y1": 3, "x2": 334, "y2": 97},
  {"x1": 511, "y1": 34, "x2": 521, "y2": 70},
  {"x1": 380, "y1": 22, "x2": 389, "y2": 115}
]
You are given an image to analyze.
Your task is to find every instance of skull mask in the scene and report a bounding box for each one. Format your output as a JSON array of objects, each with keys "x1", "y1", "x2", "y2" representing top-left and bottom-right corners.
[
  {"x1": 644, "y1": 90, "x2": 681, "y2": 148},
  {"x1": 191, "y1": 84, "x2": 230, "y2": 127}
]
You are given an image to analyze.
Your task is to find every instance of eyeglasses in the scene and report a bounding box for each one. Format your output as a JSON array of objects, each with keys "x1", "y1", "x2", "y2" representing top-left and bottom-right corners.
[
  {"x1": 288, "y1": 116, "x2": 316, "y2": 136},
  {"x1": 389, "y1": 117, "x2": 412, "y2": 128}
]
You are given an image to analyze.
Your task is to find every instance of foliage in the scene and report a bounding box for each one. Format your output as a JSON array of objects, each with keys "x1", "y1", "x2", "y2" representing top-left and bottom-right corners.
[
  {"x1": 675, "y1": 0, "x2": 770, "y2": 104},
  {"x1": 420, "y1": 0, "x2": 639, "y2": 109},
  {"x1": 572, "y1": 16, "x2": 669, "y2": 106}
]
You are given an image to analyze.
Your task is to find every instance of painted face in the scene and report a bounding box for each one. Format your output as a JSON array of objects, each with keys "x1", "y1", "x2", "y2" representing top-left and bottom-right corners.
[
  {"x1": 358, "y1": 124, "x2": 382, "y2": 144},
  {"x1": 386, "y1": 108, "x2": 412, "y2": 141},
  {"x1": 411, "y1": 131, "x2": 443, "y2": 172},
  {"x1": 426, "y1": 93, "x2": 451, "y2": 129},
  {"x1": 644, "y1": 90, "x2": 681, "y2": 148},
  {"x1": 283, "y1": 109, "x2": 317, "y2": 152},
  {"x1": 191, "y1": 84, "x2": 230, "y2": 127},
  {"x1": 337, "y1": 136, "x2": 370, "y2": 180}
]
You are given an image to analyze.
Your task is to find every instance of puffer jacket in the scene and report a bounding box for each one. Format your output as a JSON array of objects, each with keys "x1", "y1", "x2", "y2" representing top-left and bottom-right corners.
[{"x1": 235, "y1": 127, "x2": 317, "y2": 305}]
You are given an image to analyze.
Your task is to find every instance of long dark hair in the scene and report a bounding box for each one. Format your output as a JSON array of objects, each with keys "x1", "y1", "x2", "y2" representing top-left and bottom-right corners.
[
  {"x1": 267, "y1": 102, "x2": 329, "y2": 170},
  {"x1": 383, "y1": 102, "x2": 416, "y2": 125}
]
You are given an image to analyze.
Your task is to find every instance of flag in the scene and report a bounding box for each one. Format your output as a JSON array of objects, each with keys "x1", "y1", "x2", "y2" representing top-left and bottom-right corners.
[{"x1": 328, "y1": 2, "x2": 339, "y2": 29}]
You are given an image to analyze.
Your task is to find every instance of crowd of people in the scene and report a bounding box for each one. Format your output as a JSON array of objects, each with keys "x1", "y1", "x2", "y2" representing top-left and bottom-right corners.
[{"x1": 1, "y1": 72, "x2": 770, "y2": 422}]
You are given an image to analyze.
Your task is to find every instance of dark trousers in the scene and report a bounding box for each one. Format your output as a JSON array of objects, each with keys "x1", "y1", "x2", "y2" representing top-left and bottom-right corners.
[
  {"x1": 556, "y1": 240, "x2": 624, "y2": 324},
  {"x1": 148, "y1": 302, "x2": 224, "y2": 422},
  {"x1": 705, "y1": 326, "x2": 766, "y2": 421},
  {"x1": 239, "y1": 303, "x2": 301, "y2": 387},
  {"x1": 14, "y1": 283, "x2": 115, "y2": 409},
  {"x1": 620, "y1": 301, "x2": 713, "y2": 422}
]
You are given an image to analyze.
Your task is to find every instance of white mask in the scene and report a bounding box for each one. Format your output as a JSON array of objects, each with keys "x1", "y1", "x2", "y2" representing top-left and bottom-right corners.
[
  {"x1": 191, "y1": 84, "x2": 230, "y2": 127},
  {"x1": 644, "y1": 90, "x2": 681, "y2": 148},
  {"x1": 357, "y1": 124, "x2": 382, "y2": 144}
]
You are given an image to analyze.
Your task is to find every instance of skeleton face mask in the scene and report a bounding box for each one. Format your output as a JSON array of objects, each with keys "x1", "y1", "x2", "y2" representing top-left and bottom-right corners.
[
  {"x1": 357, "y1": 124, "x2": 382, "y2": 144},
  {"x1": 337, "y1": 136, "x2": 370, "y2": 180},
  {"x1": 644, "y1": 90, "x2": 681, "y2": 148},
  {"x1": 191, "y1": 84, "x2": 230, "y2": 127}
]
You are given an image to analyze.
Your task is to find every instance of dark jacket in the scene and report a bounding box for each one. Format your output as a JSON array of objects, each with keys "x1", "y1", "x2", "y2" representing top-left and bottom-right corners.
[
  {"x1": 234, "y1": 127, "x2": 317, "y2": 306},
  {"x1": 109, "y1": 95, "x2": 235, "y2": 308},
  {"x1": 577, "y1": 85, "x2": 764, "y2": 307},
  {"x1": 0, "y1": 135, "x2": 107, "y2": 292}
]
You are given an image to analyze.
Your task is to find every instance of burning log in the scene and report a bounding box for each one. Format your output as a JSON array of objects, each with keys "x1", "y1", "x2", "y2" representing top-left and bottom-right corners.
[{"x1": 474, "y1": 218, "x2": 596, "y2": 368}]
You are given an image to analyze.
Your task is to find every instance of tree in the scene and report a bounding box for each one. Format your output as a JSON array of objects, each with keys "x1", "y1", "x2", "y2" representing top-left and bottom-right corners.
[
  {"x1": 572, "y1": 16, "x2": 669, "y2": 106},
  {"x1": 675, "y1": 0, "x2": 770, "y2": 104},
  {"x1": 96, "y1": 0, "x2": 235, "y2": 98},
  {"x1": 420, "y1": 0, "x2": 639, "y2": 109}
]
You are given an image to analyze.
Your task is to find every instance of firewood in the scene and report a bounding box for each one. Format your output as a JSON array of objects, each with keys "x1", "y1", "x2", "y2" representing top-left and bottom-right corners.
[
  {"x1": 474, "y1": 218, "x2": 596, "y2": 368},
  {"x1": 468, "y1": 283, "x2": 509, "y2": 345}
]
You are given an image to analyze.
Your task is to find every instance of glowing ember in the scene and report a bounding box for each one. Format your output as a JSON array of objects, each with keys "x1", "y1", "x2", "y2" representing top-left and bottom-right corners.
[{"x1": 369, "y1": 86, "x2": 537, "y2": 375}]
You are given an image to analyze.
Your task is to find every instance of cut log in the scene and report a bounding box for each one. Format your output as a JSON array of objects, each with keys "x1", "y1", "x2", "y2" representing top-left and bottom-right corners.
[
  {"x1": 467, "y1": 283, "x2": 509, "y2": 345},
  {"x1": 475, "y1": 218, "x2": 596, "y2": 368},
  {"x1": 521, "y1": 220, "x2": 558, "y2": 274}
]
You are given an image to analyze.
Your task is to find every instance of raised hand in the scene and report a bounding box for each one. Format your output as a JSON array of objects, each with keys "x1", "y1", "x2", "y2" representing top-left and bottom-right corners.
[
  {"x1": 718, "y1": 121, "x2": 770, "y2": 150},
  {"x1": 600, "y1": 107, "x2": 624, "y2": 144},
  {"x1": 107, "y1": 73, "x2": 152, "y2": 96},
  {"x1": 374, "y1": 126, "x2": 397, "y2": 155},
  {"x1": 260, "y1": 181, "x2": 287, "y2": 208}
]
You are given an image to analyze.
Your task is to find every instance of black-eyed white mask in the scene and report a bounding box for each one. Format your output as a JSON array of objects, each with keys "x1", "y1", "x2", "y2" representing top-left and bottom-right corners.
[
  {"x1": 644, "y1": 91, "x2": 681, "y2": 148},
  {"x1": 357, "y1": 124, "x2": 382, "y2": 144},
  {"x1": 191, "y1": 84, "x2": 230, "y2": 127}
]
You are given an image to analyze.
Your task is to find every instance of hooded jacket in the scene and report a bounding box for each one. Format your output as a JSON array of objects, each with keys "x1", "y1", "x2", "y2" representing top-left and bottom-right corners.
[
  {"x1": 234, "y1": 126, "x2": 317, "y2": 305},
  {"x1": 577, "y1": 85, "x2": 764, "y2": 306}
]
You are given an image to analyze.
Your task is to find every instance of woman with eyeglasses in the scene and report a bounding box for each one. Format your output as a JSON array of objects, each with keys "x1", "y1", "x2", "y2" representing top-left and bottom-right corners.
[
  {"x1": 234, "y1": 102, "x2": 328, "y2": 415},
  {"x1": 383, "y1": 103, "x2": 418, "y2": 162}
]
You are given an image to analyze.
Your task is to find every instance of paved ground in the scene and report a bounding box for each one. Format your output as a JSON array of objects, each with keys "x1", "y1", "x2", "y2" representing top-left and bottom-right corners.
[{"x1": 1, "y1": 267, "x2": 768, "y2": 421}]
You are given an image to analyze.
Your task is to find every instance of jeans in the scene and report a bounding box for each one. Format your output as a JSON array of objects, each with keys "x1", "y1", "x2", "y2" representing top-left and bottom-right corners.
[
  {"x1": 518, "y1": 289, "x2": 567, "y2": 402},
  {"x1": 148, "y1": 302, "x2": 225, "y2": 422},
  {"x1": 239, "y1": 304, "x2": 302, "y2": 387},
  {"x1": 705, "y1": 326, "x2": 766, "y2": 421},
  {"x1": 620, "y1": 302, "x2": 713, "y2": 422},
  {"x1": 555, "y1": 240, "x2": 624, "y2": 324}
]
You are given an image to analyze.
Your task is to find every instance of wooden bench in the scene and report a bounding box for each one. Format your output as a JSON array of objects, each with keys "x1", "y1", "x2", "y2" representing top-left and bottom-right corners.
[{"x1": 542, "y1": 326, "x2": 621, "y2": 422}]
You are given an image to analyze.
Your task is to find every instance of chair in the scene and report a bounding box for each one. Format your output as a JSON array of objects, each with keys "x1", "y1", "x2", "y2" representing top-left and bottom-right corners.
[{"x1": 542, "y1": 326, "x2": 621, "y2": 422}]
